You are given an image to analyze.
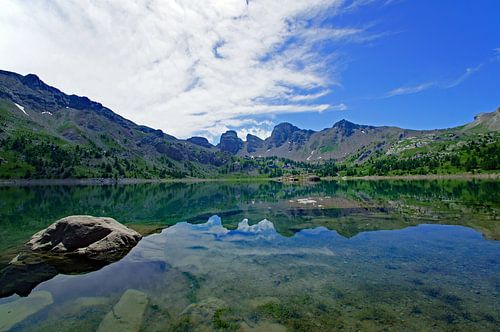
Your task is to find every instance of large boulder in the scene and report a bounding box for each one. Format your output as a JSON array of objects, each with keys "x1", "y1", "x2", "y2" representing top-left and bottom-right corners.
[
  {"x1": 0, "y1": 216, "x2": 142, "y2": 298},
  {"x1": 27, "y1": 215, "x2": 142, "y2": 261}
]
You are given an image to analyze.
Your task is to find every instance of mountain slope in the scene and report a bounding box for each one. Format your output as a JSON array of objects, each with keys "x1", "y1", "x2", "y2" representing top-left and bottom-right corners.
[
  {"x1": 237, "y1": 120, "x2": 420, "y2": 162},
  {"x1": 0, "y1": 69, "x2": 497, "y2": 180},
  {"x1": 461, "y1": 108, "x2": 500, "y2": 132},
  {"x1": 0, "y1": 70, "x2": 229, "y2": 179},
  {"x1": 216, "y1": 110, "x2": 499, "y2": 164}
]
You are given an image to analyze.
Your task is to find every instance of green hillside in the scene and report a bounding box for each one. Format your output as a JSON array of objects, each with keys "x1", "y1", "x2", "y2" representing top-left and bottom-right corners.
[
  {"x1": 0, "y1": 71, "x2": 230, "y2": 179},
  {"x1": 0, "y1": 69, "x2": 498, "y2": 180}
]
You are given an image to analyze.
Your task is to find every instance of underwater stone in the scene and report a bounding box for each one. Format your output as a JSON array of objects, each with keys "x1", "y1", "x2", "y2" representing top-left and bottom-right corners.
[
  {"x1": 180, "y1": 297, "x2": 227, "y2": 325},
  {"x1": 240, "y1": 321, "x2": 287, "y2": 332},
  {"x1": 0, "y1": 291, "x2": 53, "y2": 331},
  {"x1": 97, "y1": 289, "x2": 149, "y2": 332},
  {"x1": 247, "y1": 296, "x2": 281, "y2": 309}
]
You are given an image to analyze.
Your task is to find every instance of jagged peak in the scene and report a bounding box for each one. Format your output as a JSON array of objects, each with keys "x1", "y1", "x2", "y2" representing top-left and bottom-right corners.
[
  {"x1": 270, "y1": 122, "x2": 302, "y2": 139},
  {"x1": 246, "y1": 133, "x2": 263, "y2": 141},
  {"x1": 273, "y1": 122, "x2": 300, "y2": 131},
  {"x1": 20, "y1": 72, "x2": 63, "y2": 96},
  {"x1": 221, "y1": 130, "x2": 239, "y2": 137},
  {"x1": 332, "y1": 119, "x2": 358, "y2": 128},
  {"x1": 217, "y1": 130, "x2": 243, "y2": 154},
  {"x1": 187, "y1": 136, "x2": 213, "y2": 148}
]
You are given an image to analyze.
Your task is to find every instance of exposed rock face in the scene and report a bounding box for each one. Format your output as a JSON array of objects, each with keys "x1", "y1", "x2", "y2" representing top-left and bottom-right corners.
[
  {"x1": 246, "y1": 134, "x2": 264, "y2": 153},
  {"x1": 269, "y1": 123, "x2": 300, "y2": 147},
  {"x1": 28, "y1": 215, "x2": 142, "y2": 261},
  {"x1": 217, "y1": 130, "x2": 243, "y2": 154},
  {"x1": 268, "y1": 122, "x2": 314, "y2": 148},
  {"x1": 463, "y1": 108, "x2": 500, "y2": 132},
  {"x1": 331, "y1": 119, "x2": 369, "y2": 137},
  {"x1": 187, "y1": 136, "x2": 213, "y2": 148}
]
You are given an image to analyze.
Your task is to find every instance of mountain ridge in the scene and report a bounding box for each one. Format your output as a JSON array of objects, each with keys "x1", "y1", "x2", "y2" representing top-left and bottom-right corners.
[
  {"x1": 0, "y1": 70, "x2": 230, "y2": 179},
  {"x1": 211, "y1": 112, "x2": 499, "y2": 162},
  {"x1": 0, "y1": 69, "x2": 498, "y2": 178}
]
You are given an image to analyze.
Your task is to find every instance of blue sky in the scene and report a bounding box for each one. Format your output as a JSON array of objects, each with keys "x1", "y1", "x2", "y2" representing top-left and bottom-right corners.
[
  {"x1": 0, "y1": 0, "x2": 498, "y2": 141},
  {"x1": 274, "y1": 0, "x2": 500, "y2": 132}
]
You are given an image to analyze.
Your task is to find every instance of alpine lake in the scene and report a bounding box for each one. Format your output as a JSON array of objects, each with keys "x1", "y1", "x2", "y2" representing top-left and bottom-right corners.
[{"x1": 0, "y1": 179, "x2": 498, "y2": 331}]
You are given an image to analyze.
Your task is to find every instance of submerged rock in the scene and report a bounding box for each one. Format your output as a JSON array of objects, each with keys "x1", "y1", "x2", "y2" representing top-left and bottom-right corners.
[
  {"x1": 180, "y1": 297, "x2": 227, "y2": 325},
  {"x1": 0, "y1": 291, "x2": 53, "y2": 331},
  {"x1": 247, "y1": 296, "x2": 281, "y2": 309},
  {"x1": 98, "y1": 289, "x2": 149, "y2": 332},
  {"x1": 240, "y1": 321, "x2": 287, "y2": 332},
  {"x1": 28, "y1": 215, "x2": 142, "y2": 261},
  {"x1": 0, "y1": 216, "x2": 142, "y2": 298}
]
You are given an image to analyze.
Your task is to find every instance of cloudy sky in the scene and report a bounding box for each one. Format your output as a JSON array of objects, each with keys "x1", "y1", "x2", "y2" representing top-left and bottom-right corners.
[{"x1": 1, "y1": 0, "x2": 499, "y2": 142}]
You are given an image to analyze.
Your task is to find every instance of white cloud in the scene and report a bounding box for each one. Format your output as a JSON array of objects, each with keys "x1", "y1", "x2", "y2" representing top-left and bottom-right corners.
[
  {"x1": 236, "y1": 126, "x2": 274, "y2": 141},
  {"x1": 0, "y1": 0, "x2": 367, "y2": 139},
  {"x1": 384, "y1": 63, "x2": 483, "y2": 98},
  {"x1": 444, "y1": 64, "x2": 482, "y2": 88},
  {"x1": 289, "y1": 90, "x2": 331, "y2": 101},
  {"x1": 385, "y1": 82, "x2": 435, "y2": 97},
  {"x1": 198, "y1": 118, "x2": 275, "y2": 143},
  {"x1": 329, "y1": 103, "x2": 349, "y2": 111}
]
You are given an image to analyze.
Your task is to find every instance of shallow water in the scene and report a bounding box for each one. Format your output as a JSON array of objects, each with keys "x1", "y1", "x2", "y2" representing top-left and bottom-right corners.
[{"x1": 0, "y1": 180, "x2": 499, "y2": 331}]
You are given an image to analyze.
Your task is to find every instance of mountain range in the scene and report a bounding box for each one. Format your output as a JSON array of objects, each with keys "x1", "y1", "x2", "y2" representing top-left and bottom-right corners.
[
  {"x1": 0, "y1": 69, "x2": 498, "y2": 179},
  {"x1": 191, "y1": 107, "x2": 499, "y2": 165}
]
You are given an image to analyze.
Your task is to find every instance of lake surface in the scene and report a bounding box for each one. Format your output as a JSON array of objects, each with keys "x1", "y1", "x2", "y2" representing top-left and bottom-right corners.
[{"x1": 0, "y1": 180, "x2": 499, "y2": 331}]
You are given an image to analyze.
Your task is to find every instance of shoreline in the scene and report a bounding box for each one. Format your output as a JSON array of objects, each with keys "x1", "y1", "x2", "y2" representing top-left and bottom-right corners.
[
  {"x1": 343, "y1": 173, "x2": 500, "y2": 181},
  {"x1": 0, "y1": 177, "x2": 272, "y2": 187},
  {"x1": 0, "y1": 172, "x2": 498, "y2": 187}
]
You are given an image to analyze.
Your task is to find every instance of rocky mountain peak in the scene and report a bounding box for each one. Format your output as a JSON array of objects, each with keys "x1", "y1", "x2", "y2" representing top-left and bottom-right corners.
[
  {"x1": 269, "y1": 122, "x2": 304, "y2": 147},
  {"x1": 246, "y1": 133, "x2": 263, "y2": 142},
  {"x1": 332, "y1": 119, "x2": 362, "y2": 137},
  {"x1": 246, "y1": 134, "x2": 264, "y2": 153},
  {"x1": 468, "y1": 109, "x2": 500, "y2": 131},
  {"x1": 21, "y1": 74, "x2": 44, "y2": 89},
  {"x1": 187, "y1": 136, "x2": 213, "y2": 149},
  {"x1": 217, "y1": 130, "x2": 243, "y2": 154}
]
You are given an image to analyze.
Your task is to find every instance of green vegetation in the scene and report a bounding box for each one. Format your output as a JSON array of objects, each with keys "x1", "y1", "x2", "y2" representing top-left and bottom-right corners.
[
  {"x1": 254, "y1": 295, "x2": 343, "y2": 331},
  {"x1": 1, "y1": 129, "x2": 498, "y2": 180},
  {"x1": 0, "y1": 95, "x2": 498, "y2": 180},
  {"x1": 212, "y1": 308, "x2": 239, "y2": 331},
  {"x1": 313, "y1": 132, "x2": 500, "y2": 177},
  {"x1": 217, "y1": 156, "x2": 317, "y2": 178},
  {"x1": 0, "y1": 127, "x2": 188, "y2": 179},
  {"x1": 219, "y1": 131, "x2": 499, "y2": 179}
]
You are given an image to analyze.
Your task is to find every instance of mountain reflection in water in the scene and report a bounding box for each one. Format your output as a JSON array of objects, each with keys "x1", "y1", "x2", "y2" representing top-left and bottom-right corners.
[
  {"x1": 0, "y1": 179, "x2": 498, "y2": 331},
  {"x1": 1, "y1": 214, "x2": 499, "y2": 331}
]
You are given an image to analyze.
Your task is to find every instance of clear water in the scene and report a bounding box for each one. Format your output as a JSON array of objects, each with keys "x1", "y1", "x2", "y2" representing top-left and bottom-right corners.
[{"x1": 0, "y1": 180, "x2": 499, "y2": 331}]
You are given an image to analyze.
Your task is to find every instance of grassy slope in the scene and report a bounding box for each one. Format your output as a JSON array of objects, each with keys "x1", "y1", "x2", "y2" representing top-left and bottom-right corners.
[
  {"x1": 0, "y1": 99, "x2": 213, "y2": 179},
  {"x1": 1, "y1": 93, "x2": 498, "y2": 180}
]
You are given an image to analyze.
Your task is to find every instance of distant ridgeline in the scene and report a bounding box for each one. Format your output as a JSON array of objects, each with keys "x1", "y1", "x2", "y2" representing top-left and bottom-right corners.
[{"x1": 0, "y1": 69, "x2": 498, "y2": 179}]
